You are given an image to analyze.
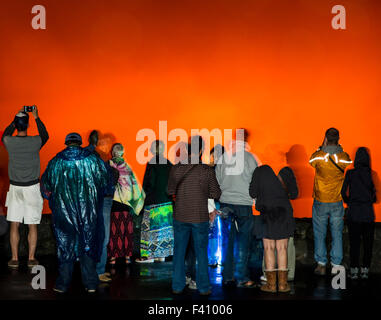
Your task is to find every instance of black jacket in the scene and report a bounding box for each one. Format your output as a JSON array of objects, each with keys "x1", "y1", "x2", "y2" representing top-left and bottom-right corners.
[
  {"x1": 143, "y1": 156, "x2": 173, "y2": 206},
  {"x1": 341, "y1": 147, "x2": 376, "y2": 222}
]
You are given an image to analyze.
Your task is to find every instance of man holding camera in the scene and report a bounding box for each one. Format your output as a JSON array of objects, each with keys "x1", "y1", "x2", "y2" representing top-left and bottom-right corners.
[
  {"x1": 309, "y1": 128, "x2": 352, "y2": 275},
  {"x1": 2, "y1": 106, "x2": 49, "y2": 269}
]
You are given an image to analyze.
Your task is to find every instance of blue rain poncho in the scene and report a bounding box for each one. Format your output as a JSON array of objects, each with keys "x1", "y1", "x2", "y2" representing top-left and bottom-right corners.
[{"x1": 41, "y1": 146, "x2": 108, "y2": 263}]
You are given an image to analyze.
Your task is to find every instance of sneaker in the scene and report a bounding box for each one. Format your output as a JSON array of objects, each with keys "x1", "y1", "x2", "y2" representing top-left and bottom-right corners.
[
  {"x1": 314, "y1": 264, "x2": 326, "y2": 276},
  {"x1": 86, "y1": 288, "x2": 97, "y2": 293},
  {"x1": 188, "y1": 280, "x2": 197, "y2": 290},
  {"x1": 360, "y1": 267, "x2": 369, "y2": 280},
  {"x1": 98, "y1": 273, "x2": 112, "y2": 283},
  {"x1": 349, "y1": 267, "x2": 359, "y2": 280},
  {"x1": 27, "y1": 259, "x2": 39, "y2": 268},
  {"x1": 237, "y1": 280, "x2": 257, "y2": 288},
  {"x1": 135, "y1": 258, "x2": 154, "y2": 264},
  {"x1": 7, "y1": 260, "x2": 19, "y2": 269},
  {"x1": 260, "y1": 274, "x2": 267, "y2": 282}
]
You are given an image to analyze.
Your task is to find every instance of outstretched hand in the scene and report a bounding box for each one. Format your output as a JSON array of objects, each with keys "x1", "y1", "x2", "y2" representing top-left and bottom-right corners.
[{"x1": 32, "y1": 106, "x2": 39, "y2": 119}]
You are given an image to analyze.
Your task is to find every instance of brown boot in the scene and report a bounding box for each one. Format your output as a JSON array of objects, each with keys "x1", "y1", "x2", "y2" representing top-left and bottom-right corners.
[
  {"x1": 278, "y1": 269, "x2": 291, "y2": 293},
  {"x1": 260, "y1": 270, "x2": 277, "y2": 293}
]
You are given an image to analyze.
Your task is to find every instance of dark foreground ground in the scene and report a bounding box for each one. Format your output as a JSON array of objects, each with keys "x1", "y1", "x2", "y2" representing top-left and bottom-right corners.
[{"x1": 0, "y1": 255, "x2": 380, "y2": 301}]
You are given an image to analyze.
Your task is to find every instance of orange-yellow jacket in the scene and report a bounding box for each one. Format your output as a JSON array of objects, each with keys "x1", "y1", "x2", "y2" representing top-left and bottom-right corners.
[{"x1": 309, "y1": 148, "x2": 352, "y2": 203}]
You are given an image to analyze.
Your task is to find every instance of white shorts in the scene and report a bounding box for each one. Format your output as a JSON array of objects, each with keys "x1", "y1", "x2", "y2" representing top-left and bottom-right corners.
[{"x1": 5, "y1": 183, "x2": 43, "y2": 225}]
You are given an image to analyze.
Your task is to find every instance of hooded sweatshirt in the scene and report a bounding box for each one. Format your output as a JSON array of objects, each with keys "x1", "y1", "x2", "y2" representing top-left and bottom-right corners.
[{"x1": 341, "y1": 147, "x2": 376, "y2": 222}]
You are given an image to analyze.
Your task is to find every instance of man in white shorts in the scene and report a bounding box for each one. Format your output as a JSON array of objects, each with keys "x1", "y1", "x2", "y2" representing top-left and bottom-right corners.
[{"x1": 2, "y1": 106, "x2": 49, "y2": 269}]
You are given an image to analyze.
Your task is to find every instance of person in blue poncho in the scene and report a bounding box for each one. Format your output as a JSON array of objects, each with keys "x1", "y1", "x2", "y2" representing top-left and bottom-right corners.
[{"x1": 41, "y1": 133, "x2": 108, "y2": 293}]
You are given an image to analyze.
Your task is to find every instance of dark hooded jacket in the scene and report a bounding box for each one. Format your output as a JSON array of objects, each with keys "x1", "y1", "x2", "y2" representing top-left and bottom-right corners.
[{"x1": 341, "y1": 147, "x2": 376, "y2": 222}]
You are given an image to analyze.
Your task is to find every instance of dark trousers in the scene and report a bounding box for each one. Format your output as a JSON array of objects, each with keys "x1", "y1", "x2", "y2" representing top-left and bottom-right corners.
[
  {"x1": 55, "y1": 254, "x2": 99, "y2": 292},
  {"x1": 347, "y1": 221, "x2": 375, "y2": 268},
  {"x1": 220, "y1": 203, "x2": 254, "y2": 283},
  {"x1": 185, "y1": 233, "x2": 196, "y2": 280},
  {"x1": 172, "y1": 220, "x2": 210, "y2": 293}
]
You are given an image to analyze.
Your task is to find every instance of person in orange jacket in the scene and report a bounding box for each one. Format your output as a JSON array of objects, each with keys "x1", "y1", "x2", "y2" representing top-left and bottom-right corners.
[{"x1": 309, "y1": 128, "x2": 352, "y2": 276}]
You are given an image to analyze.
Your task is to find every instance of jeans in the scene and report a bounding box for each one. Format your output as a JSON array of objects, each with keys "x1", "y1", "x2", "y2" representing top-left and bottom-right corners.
[
  {"x1": 221, "y1": 203, "x2": 254, "y2": 283},
  {"x1": 347, "y1": 221, "x2": 375, "y2": 268},
  {"x1": 55, "y1": 254, "x2": 99, "y2": 292},
  {"x1": 96, "y1": 197, "x2": 113, "y2": 275},
  {"x1": 185, "y1": 233, "x2": 196, "y2": 280},
  {"x1": 172, "y1": 220, "x2": 210, "y2": 293},
  {"x1": 312, "y1": 200, "x2": 344, "y2": 266}
]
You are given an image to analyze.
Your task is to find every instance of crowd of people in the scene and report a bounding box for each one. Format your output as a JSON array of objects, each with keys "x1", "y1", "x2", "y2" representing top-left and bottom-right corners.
[{"x1": 1, "y1": 107, "x2": 378, "y2": 295}]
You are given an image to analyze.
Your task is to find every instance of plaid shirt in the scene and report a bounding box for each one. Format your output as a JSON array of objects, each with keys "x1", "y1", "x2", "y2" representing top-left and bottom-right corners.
[{"x1": 167, "y1": 163, "x2": 221, "y2": 223}]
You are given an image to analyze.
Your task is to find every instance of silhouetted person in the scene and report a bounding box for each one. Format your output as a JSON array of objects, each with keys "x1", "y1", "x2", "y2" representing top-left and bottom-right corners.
[
  {"x1": 250, "y1": 165, "x2": 298, "y2": 293},
  {"x1": 85, "y1": 130, "x2": 119, "y2": 283},
  {"x1": 41, "y1": 133, "x2": 108, "y2": 293},
  {"x1": 168, "y1": 136, "x2": 221, "y2": 296},
  {"x1": 309, "y1": 128, "x2": 352, "y2": 276},
  {"x1": 136, "y1": 140, "x2": 174, "y2": 264},
  {"x1": 2, "y1": 106, "x2": 49, "y2": 269},
  {"x1": 216, "y1": 128, "x2": 260, "y2": 288},
  {"x1": 341, "y1": 147, "x2": 377, "y2": 280}
]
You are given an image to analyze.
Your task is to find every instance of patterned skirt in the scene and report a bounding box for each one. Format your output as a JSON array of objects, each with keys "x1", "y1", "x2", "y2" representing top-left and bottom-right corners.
[
  {"x1": 108, "y1": 206, "x2": 134, "y2": 258},
  {"x1": 140, "y1": 202, "x2": 174, "y2": 259}
]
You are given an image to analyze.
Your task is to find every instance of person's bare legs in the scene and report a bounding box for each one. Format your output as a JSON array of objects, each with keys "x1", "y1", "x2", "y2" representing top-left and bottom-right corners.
[
  {"x1": 263, "y1": 239, "x2": 276, "y2": 270},
  {"x1": 275, "y1": 239, "x2": 289, "y2": 270},
  {"x1": 261, "y1": 239, "x2": 277, "y2": 292},
  {"x1": 276, "y1": 239, "x2": 290, "y2": 292},
  {"x1": 28, "y1": 224, "x2": 38, "y2": 260},
  {"x1": 10, "y1": 222, "x2": 20, "y2": 261}
]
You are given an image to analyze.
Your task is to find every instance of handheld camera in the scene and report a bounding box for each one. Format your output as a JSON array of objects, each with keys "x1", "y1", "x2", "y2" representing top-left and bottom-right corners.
[{"x1": 23, "y1": 105, "x2": 36, "y2": 113}]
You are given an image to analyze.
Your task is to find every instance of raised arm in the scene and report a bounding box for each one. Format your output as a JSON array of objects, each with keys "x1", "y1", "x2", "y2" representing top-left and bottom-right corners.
[
  {"x1": 32, "y1": 107, "x2": 49, "y2": 148},
  {"x1": 2, "y1": 121, "x2": 16, "y2": 143}
]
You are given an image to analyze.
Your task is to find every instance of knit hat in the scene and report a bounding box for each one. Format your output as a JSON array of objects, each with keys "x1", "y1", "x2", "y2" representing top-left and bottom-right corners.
[{"x1": 65, "y1": 132, "x2": 82, "y2": 145}]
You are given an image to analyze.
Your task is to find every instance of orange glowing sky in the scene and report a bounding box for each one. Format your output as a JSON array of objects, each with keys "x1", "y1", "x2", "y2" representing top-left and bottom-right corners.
[{"x1": 0, "y1": 0, "x2": 380, "y2": 219}]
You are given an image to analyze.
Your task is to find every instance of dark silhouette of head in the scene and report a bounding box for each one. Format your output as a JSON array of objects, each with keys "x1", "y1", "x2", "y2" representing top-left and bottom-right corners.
[
  {"x1": 88, "y1": 130, "x2": 99, "y2": 147},
  {"x1": 210, "y1": 144, "x2": 225, "y2": 164},
  {"x1": 150, "y1": 140, "x2": 165, "y2": 156},
  {"x1": 14, "y1": 112, "x2": 29, "y2": 133},
  {"x1": 235, "y1": 128, "x2": 250, "y2": 142},
  {"x1": 354, "y1": 147, "x2": 371, "y2": 169},
  {"x1": 188, "y1": 135, "x2": 204, "y2": 159},
  {"x1": 325, "y1": 128, "x2": 340, "y2": 146}
]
